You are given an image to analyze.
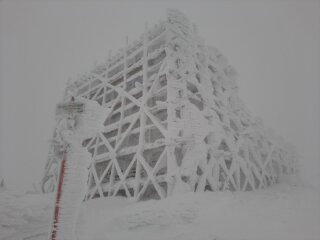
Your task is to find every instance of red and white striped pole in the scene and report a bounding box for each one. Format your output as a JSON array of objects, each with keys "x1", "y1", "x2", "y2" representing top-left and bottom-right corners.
[
  {"x1": 49, "y1": 150, "x2": 67, "y2": 240},
  {"x1": 48, "y1": 98, "x2": 85, "y2": 240}
]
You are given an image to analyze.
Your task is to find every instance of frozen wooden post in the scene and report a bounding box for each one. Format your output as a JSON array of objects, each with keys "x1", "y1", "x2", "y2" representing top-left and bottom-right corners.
[
  {"x1": 49, "y1": 152, "x2": 66, "y2": 240},
  {"x1": 49, "y1": 99, "x2": 85, "y2": 240}
]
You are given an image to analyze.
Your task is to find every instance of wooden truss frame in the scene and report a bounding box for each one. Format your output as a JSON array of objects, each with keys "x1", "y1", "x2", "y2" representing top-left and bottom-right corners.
[{"x1": 42, "y1": 9, "x2": 296, "y2": 201}]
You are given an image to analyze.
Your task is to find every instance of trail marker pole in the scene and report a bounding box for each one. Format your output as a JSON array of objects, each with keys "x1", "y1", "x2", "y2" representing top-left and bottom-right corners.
[
  {"x1": 49, "y1": 151, "x2": 66, "y2": 240},
  {"x1": 48, "y1": 99, "x2": 84, "y2": 240}
]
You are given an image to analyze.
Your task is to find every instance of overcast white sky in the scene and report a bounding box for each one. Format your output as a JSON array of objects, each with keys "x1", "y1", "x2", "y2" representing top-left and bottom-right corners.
[{"x1": 0, "y1": 0, "x2": 319, "y2": 192}]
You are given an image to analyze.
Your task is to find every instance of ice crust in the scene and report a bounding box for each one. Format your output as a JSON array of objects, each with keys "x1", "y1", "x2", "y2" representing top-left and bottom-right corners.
[
  {"x1": 43, "y1": 8, "x2": 297, "y2": 203},
  {"x1": 50, "y1": 97, "x2": 109, "y2": 240}
]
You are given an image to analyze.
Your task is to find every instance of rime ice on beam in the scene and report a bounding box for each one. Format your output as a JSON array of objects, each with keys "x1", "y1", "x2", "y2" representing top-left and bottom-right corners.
[{"x1": 43, "y1": 9, "x2": 297, "y2": 201}]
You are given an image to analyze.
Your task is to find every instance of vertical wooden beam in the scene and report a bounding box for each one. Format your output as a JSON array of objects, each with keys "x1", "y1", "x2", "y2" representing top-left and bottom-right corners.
[
  {"x1": 163, "y1": 19, "x2": 180, "y2": 197},
  {"x1": 135, "y1": 23, "x2": 148, "y2": 199},
  {"x1": 115, "y1": 38, "x2": 128, "y2": 146}
]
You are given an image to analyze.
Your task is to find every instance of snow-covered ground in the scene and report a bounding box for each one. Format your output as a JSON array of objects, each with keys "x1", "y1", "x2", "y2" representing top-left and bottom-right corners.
[
  {"x1": 0, "y1": 190, "x2": 53, "y2": 240},
  {"x1": 1, "y1": 176, "x2": 320, "y2": 240}
]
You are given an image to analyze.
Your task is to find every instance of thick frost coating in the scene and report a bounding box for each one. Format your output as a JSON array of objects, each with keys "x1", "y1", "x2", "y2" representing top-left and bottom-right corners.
[
  {"x1": 43, "y1": 9, "x2": 297, "y2": 201},
  {"x1": 72, "y1": 97, "x2": 111, "y2": 141},
  {"x1": 49, "y1": 98, "x2": 108, "y2": 240}
]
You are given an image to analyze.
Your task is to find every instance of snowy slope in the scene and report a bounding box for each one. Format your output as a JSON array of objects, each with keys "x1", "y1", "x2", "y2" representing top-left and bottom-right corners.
[
  {"x1": 79, "y1": 176, "x2": 320, "y2": 240},
  {"x1": 1, "y1": 176, "x2": 320, "y2": 240},
  {"x1": 0, "y1": 190, "x2": 53, "y2": 240}
]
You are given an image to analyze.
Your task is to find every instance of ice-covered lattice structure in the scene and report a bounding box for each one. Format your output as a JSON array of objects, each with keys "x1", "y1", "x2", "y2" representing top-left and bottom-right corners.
[{"x1": 42, "y1": 9, "x2": 296, "y2": 200}]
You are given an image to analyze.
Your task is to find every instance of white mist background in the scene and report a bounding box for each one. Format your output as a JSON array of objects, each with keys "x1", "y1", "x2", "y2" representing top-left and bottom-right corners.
[{"x1": 0, "y1": 0, "x2": 319, "y2": 192}]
